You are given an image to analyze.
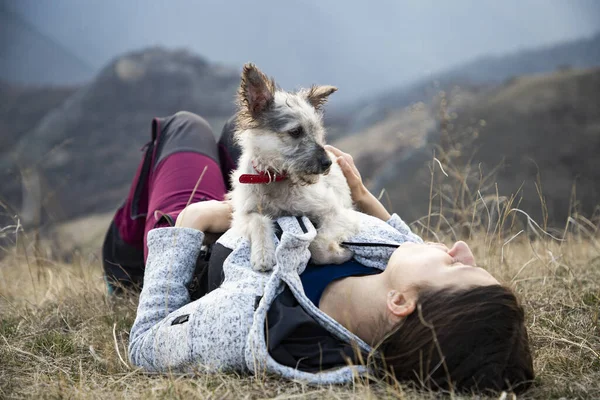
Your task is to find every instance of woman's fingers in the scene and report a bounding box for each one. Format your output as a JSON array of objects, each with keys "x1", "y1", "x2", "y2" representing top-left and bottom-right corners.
[
  {"x1": 325, "y1": 145, "x2": 361, "y2": 177},
  {"x1": 324, "y1": 144, "x2": 343, "y2": 157},
  {"x1": 325, "y1": 145, "x2": 371, "y2": 205},
  {"x1": 337, "y1": 157, "x2": 359, "y2": 186},
  {"x1": 331, "y1": 157, "x2": 367, "y2": 207},
  {"x1": 325, "y1": 145, "x2": 352, "y2": 166},
  {"x1": 325, "y1": 145, "x2": 351, "y2": 163}
]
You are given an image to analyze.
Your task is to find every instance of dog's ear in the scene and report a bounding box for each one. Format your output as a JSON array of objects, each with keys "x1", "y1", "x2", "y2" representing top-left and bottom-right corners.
[
  {"x1": 238, "y1": 63, "x2": 276, "y2": 118},
  {"x1": 304, "y1": 85, "x2": 337, "y2": 110}
]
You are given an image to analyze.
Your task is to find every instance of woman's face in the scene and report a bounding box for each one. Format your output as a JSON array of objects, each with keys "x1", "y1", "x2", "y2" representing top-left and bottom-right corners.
[{"x1": 385, "y1": 241, "x2": 499, "y2": 291}]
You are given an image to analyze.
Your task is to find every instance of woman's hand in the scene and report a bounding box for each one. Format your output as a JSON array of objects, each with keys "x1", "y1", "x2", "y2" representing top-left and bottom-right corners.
[
  {"x1": 324, "y1": 145, "x2": 367, "y2": 203},
  {"x1": 175, "y1": 200, "x2": 233, "y2": 233},
  {"x1": 325, "y1": 145, "x2": 391, "y2": 222}
]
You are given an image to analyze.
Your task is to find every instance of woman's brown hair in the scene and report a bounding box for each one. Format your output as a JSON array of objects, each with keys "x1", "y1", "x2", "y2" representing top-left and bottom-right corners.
[{"x1": 375, "y1": 284, "x2": 534, "y2": 394}]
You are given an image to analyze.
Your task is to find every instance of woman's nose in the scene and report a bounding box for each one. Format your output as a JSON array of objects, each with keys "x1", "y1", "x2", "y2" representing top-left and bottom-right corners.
[{"x1": 448, "y1": 241, "x2": 476, "y2": 266}]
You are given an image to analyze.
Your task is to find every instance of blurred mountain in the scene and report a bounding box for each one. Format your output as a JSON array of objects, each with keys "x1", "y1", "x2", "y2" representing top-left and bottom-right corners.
[
  {"x1": 329, "y1": 32, "x2": 600, "y2": 139},
  {"x1": 0, "y1": 4, "x2": 94, "y2": 85},
  {"x1": 2, "y1": 31, "x2": 600, "y2": 231},
  {"x1": 0, "y1": 82, "x2": 78, "y2": 220},
  {"x1": 334, "y1": 67, "x2": 600, "y2": 225},
  {"x1": 1, "y1": 48, "x2": 238, "y2": 226},
  {"x1": 0, "y1": 81, "x2": 77, "y2": 157}
]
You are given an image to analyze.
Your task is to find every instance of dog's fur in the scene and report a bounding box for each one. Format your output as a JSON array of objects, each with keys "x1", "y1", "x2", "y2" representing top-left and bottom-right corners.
[{"x1": 228, "y1": 63, "x2": 359, "y2": 271}]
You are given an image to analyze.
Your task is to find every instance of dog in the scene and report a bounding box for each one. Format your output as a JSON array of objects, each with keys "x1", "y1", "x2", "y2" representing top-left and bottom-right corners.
[{"x1": 228, "y1": 63, "x2": 359, "y2": 272}]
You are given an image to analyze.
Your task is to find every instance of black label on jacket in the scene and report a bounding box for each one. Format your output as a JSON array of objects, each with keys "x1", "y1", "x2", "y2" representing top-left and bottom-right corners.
[{"x1": 171, "y1": 314, "x2": 190, "y2": 325}]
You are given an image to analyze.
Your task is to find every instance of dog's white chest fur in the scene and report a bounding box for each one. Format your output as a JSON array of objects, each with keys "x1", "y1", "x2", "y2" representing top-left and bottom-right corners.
[{"x1": 229, "y1": 152, "x2": 359, "y2": 271}]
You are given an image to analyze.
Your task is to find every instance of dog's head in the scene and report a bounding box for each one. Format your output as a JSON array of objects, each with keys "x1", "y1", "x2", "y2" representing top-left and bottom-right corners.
[{"x1": 235, "y1": 63, "x2": 337, "y2": 185}]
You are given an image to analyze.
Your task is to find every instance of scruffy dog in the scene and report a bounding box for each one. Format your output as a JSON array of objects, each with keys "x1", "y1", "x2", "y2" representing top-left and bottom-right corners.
[{"x1": 228, "y1": 63, "x2": 359, "y2": 272}]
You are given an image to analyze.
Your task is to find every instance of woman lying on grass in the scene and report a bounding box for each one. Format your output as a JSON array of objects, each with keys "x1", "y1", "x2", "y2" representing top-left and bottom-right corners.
[{"x1": 102, "y1": 111, "x2": 534, "y2": 394}]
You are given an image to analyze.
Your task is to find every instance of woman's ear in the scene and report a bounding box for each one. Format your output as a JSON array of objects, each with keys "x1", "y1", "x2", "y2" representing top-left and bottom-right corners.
[{"x1": 386, "y1": 290, "x2": 416, "y2": 320}]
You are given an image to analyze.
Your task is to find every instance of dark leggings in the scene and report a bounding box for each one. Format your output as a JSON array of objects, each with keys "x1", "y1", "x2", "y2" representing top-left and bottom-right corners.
[{"x1": 102, "y1": 111, "x2": 239, "y2": 292}]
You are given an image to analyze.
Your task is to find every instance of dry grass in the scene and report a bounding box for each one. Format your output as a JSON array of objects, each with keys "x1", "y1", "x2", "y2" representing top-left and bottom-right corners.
[
  {"x1": 1, "y1": 142, "x2": 600, "y2": 399},
  {"x1": 1, "y1": 211, "x2": 599, "y2": 399}
]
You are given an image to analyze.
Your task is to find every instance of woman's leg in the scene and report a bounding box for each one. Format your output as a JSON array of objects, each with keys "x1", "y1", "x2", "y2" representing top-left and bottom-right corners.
[
  {"x1": 102, "y1": 111, "x2": 230, "y2": 293},
  {"x1": 142, "y1": 112, "x2": 227, "y2": 257},
  {"x1": 217, "y1": 116, "x2": 241, "y2": 191}
]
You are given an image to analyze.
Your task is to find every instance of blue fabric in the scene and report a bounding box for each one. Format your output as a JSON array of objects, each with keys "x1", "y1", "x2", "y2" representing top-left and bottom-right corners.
[{"x1": 300, "y1": 260, "x2": 381, "y2": 307}]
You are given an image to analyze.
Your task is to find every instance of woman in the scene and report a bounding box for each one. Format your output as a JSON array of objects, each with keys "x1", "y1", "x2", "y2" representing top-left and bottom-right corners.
[{"x1": 103, "y1": 111, "x2": 534, "y2": 393}]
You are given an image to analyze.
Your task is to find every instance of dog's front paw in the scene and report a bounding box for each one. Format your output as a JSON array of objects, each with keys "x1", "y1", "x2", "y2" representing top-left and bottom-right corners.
[
  {"x1": 251, "y1": 246, "x2": 277, "y2": 272},
  {"x1": 310, "y1": 239, "x2": 353, "y2": 265}
]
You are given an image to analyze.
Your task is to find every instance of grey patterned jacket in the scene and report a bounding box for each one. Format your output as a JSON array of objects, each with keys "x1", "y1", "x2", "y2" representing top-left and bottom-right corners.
[{"x1": 128, "y1": 211, "x2": 422, "y2": 383}]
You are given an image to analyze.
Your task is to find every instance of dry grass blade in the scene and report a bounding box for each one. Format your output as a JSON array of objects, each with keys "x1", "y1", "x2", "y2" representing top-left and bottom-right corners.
[
  {"x1": 539, "y1": 335, "x2": 600, "y2": 360},
  {"x1": 501, "y1": 230, "x2": 524, "y2": 264},
  {"x1": 509, "y1": 208, "x2": 565, "y2": 242},
  {"x1": 113, "y1": 322, "x2": 131, "y2": 370}
]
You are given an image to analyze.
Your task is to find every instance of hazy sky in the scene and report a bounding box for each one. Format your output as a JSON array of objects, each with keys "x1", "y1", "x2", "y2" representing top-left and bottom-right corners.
[{"x1": 3, "y1": 0, "x2": 599, "y2": 100}]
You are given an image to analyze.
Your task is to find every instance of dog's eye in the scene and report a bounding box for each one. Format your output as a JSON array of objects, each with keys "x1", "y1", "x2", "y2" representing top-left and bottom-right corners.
[{"x1": 287, "y1": 126, "x2": 304, "y2": 138}]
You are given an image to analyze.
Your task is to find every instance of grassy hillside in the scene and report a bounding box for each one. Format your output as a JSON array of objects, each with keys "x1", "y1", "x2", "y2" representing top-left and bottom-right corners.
[
  {"x1": 447, "y1": 67, "x2": 600, "y2": 224},
  {"x1": 336, "y1": 67, "x2": 600, "y2": 226}
]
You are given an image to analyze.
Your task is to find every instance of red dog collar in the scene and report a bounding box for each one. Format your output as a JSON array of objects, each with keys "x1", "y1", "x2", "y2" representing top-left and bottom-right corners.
[
  {"x1": 238, "y1": 162, "x2": 288, "y2": 184},
  {"x1": 238, "y1": 171, "x2": 288, "y2": 184}
]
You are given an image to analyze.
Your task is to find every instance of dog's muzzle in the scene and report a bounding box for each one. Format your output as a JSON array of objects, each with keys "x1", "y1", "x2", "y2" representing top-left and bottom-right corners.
[{"x1": 318, "y1": 153, "x2": 332, "y2": 174}]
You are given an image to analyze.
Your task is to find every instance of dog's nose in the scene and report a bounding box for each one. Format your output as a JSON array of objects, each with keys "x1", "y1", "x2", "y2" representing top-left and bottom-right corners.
[{"x1": 319, "y1": 153, "x2": 332, "y2": 171}]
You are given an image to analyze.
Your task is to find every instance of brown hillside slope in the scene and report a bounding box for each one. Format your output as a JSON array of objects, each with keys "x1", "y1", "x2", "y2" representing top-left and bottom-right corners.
[
  {"x1": 339, "y1": 67, "x2": 600, "y2": 226},
  {"x1": 0, "y1": 82, "x2": 77, "y2": 152},
  {"x1": 0, "y1": 83, "x2": 78, "y2": 221},
  {"x1": 448, "y1": 67, "x2": 600, "y2": 225}
]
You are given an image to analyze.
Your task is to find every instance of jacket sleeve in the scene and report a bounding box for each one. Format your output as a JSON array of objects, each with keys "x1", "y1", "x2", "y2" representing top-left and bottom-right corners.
[
  {"x1": 386, "y1": 213, "x2": 423, "y2": 243},
  {"x1": 128, "y1": 227, "x2": 203, "y2": 370}
]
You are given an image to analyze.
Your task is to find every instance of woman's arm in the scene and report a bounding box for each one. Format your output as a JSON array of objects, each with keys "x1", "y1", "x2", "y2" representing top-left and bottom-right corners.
[
  {"x1": 325, "y1": 145, "x2": 422, "y2": 242},
  {"x1": 175, "y1": 200, "x2": 233, "y2": 232},
  {"x1": 128, "y1": 227, "x2": 203, "y2": 370},
  {"x1": 128, "y1": 200, "x2": 232, "y2": 370},
  {"x1": 325, "y1": 145, "x2": 391, "y2": 221}
]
